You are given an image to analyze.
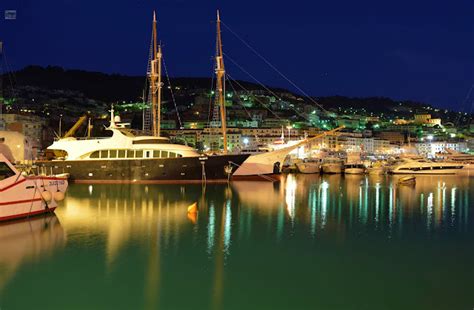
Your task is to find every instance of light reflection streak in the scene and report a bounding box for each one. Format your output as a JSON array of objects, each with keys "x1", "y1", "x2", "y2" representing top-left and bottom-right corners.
[
  {"x1": 223, "y1": 200, "x2": 232, "y2": 257},
  {"x1": 309, "y1": 187, "x2": 317, "y2": 237},
  {"x1": 451, "y1": 187, "x2": 456, "y2": 226},
  {"x1": 427, "y1": 192, "x2": 433, "y2": 231},
  {"x1": 320, "y1": 181, "x2": 329, "y2": 229},
  {"x1": 207, "y1": 203, "x2": 215, "y2": 255},
  {"x1": 375, "y1": 182, "x2": 380, "y2": 225},
  {"x1": 285, "y1": 175, "x2": 297, "y2": 223}
]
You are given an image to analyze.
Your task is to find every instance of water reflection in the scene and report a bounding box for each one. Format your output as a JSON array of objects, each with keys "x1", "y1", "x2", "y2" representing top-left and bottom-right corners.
[
  {"x1": 1, "y1": 175, "x2": 472, "y2": 309},
  {"x1": 56, "y1": 176, "x2": 473, "y2": 257},
  {"x1": 0, "y1": 215, "x2": 65, "y2": 292}
]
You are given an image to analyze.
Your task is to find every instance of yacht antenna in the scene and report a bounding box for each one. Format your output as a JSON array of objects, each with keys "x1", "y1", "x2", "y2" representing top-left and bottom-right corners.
[
  {"x1": 215, "y1": 10, "x2": 227, "y2": 154},
  {"x1": 150, "y1": 11, "x2": 162, "y2": 137}
]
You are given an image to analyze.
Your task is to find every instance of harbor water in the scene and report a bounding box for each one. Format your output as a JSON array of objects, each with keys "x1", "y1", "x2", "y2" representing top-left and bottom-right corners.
[{"x1": 0, "y1": 174, "x2": 473, "y2": 309}]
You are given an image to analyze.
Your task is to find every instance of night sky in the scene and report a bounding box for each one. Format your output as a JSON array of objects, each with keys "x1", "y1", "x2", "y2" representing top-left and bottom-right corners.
[{"x1": 1, "y1": 0, "x2": 473, "y2": 110}]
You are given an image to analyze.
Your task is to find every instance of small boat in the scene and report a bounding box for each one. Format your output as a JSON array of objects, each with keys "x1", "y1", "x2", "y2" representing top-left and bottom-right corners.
[
  {"x1": 398, "y1": 176, "x2": 416, "y2": 185},
  {"x1": 0, "y1": 154, "x2": 68, "y2": 221},
  {"x1": 321, "y1": 157, "x2": 344, "y2": 174},
  {"x1": 344, "y1": 163, "x2": 366, "y2": 174},
  {"x1": 296, "y1": 158, "x2": 321, "y2": 174},
  {"x1": 367, "y1": 162, "x2": 385, "y2": 175}
]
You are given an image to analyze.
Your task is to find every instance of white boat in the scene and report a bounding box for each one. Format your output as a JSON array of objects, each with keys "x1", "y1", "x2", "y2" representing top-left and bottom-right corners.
[
  {"x1": 389, "y1": 157, "x2": 464, "y2": 175},
  {"x1": 344, "y1": 163, "x2": 366, "y2": 174},
  {"x1": 435, "y1": 149, "x2": 474, "y2": 170},
  {"x1": 398, "y1": 175, "x2": 416, "y2": 185},
  {"x1": 367, "y1": 162, "x2": 385, "y2": 175},
  {"x1": 321, "y1": 157, "x2": 344, "y2": 174},
  {"x1": 0, "y1": 154, "x2": 68, "y2": 221},
  {"x1": 296, "y1": 159, "x2": 321, "y2": 174}
]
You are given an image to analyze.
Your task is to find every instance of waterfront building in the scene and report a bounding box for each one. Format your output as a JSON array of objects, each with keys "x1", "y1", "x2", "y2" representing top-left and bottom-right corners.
[
  {"x1": 416, "y1": 141, "x2": 468, "y2": 157},
  {"x1": 1, "y1": 113, "x2": 46, "y2": 153},
  {"x1": 0, "y1": 131, "x2": 33, "y2": 162},
  {"x1": 413, "y1": 113, "x2": 441, "y2": 126},
  {"x1": 375, "y1": 131, "x2": 406, "y2": 145}
]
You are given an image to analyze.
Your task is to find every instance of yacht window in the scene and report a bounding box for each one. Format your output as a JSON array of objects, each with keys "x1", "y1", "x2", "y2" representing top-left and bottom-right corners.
[
  {"x1": 162, "y1": 151, "x2": 169, "y2": 158},
  {"x1": 169, "y1": 152, "x2": 176, "y2": 158},
  {"x1": 145, "y1": 151, "x2": 151, "y2": 158},
  {"x1": 153, "y1": 150, "x2": 161, "y2": 158},
  {"x1": 126, "y1": 150, "x2": 135, "y2": 158},
  {"x1": 0, "y1": 162, "x2": 15, "y2": 180},
  {"x1": 100, "y1": 150, "x2": 108, "y2": 158},
  {"x1": 136, "y1": 150, "x2": 144, "y2": 158},
  {"x1": 118, "y1": 150, "x2": 126, "y2": 158},
  {"x1": 110, "y1": 150, "x2": 117, "y2": 158},
  {"x1": 90, "y1": 151, "x2": 100, "y2": 158}
]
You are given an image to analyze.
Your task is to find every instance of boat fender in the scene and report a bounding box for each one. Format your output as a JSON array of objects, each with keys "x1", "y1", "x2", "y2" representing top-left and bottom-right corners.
[
  {"x1": 54, "y1": 191, "x2": 65, "y2": 202},
  {"x1": 41, "y1": 191, "x2": 53, "y2": 202}
]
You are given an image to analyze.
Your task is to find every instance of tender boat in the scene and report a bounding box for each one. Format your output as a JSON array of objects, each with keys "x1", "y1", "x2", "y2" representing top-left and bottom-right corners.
[
  {"x1": 398, "y1": 175, "x2": 416, "y2": 185},
  {"x1": 344, "y1": 163, "x2": 366, "y2": 174},
  {"x1": 389, "y1": 157, "x2": 464, "y2": 175},
  {"x1": 0, "y1": 154, "x2": 68, "y2": 221},
  {"x1": 321, "y1": 157, "x2": 344, "y2": 174},
  {"x1": 367, "y1": 162, "x2": 385, "y2": 175},
  {"x1": 296, "y1": 158, "x2": 321, "y2": 174}
]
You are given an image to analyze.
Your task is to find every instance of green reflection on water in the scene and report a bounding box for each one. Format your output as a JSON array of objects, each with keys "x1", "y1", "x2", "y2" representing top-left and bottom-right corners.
[{"x1": 0, "y1": 174, "x2": 473, "y2": 309}]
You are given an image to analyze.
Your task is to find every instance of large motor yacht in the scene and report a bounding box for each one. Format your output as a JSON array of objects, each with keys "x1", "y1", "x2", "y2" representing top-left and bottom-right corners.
[
  {"x1": 389, "y1": 157, "x2": 464, "y2": 175},
  {"x1": 36, "y1": 110, "x2": 249, "y2": 183}
]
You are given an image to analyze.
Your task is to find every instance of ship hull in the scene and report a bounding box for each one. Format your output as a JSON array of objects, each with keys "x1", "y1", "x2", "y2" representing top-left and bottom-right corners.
[{"x1": 35, "y1": 154, "x2": 250, "y2": 183}]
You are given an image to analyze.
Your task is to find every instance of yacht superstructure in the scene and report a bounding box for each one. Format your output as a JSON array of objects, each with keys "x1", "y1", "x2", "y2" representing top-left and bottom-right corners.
[{"x1": 389, "y1": 157, "x2": 464, "y2": 175}]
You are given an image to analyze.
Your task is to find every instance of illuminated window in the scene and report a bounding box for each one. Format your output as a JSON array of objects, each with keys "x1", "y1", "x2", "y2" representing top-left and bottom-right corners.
[
  {"x1": 162, "y1": 151, "x2": 169, "y2": 158},
  {"x1": 135, "y1": 150, "x2": 143, "y2": 158},
  {"x1": 109, "y1": 150, "x2": 117, "y2": 158},
  {"x1": 126, "y1": 150, "x2": 134, "y2": 158},
  {"x1": 118, "y1": 150, "x2": 126, "y2": 158},
  {"x1": 100, "y1": 150, "x2": 108, "y2": 158},
  {"x1": 153, "y1": 150, "x2": 161, "y2": 158}
]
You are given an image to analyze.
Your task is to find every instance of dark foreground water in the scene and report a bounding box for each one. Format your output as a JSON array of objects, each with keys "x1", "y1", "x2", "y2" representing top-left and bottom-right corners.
[{"x1": 0, "y1": 174, "x2": 473, "y2": 309}]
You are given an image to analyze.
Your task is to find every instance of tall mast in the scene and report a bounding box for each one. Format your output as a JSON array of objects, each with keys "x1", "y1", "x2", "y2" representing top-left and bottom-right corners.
[
  {"x1": 215, "y1": 10, "x2": 227, "y2": 154},
  {"x1": 150, "y1": 11, "x2": 162, "y2": 137}
]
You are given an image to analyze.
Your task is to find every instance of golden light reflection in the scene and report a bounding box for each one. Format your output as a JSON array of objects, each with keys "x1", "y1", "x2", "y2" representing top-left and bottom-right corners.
[
  {"x1": 285, "y1": 174, "x2": 297, "y2": 222},
  {"x1": 0, "y1": 215, "x2": 65, "y2": 293}
]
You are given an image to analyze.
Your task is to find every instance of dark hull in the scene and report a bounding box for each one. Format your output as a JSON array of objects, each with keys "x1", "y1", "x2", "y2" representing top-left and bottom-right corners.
[{"x1": 35, "y1": 154, "x2": 250, "y2": 184}]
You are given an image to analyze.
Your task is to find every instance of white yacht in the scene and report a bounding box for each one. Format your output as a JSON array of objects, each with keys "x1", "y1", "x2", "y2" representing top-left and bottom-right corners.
[
  {"x1": 435, "y1": 149, "x2": 474, "y2": 170},
  {"x1": 36, "y1": 110, "x2": 249, "y2": 183},
  {"x1": 389, "y1": 157, "x2": 464, "y2": 175}
]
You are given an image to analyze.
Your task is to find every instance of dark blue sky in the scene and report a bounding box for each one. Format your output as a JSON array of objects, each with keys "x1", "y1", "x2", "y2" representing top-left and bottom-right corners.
[{"x1": 1, "y1": 0, "x2": 473, "y2": 110}]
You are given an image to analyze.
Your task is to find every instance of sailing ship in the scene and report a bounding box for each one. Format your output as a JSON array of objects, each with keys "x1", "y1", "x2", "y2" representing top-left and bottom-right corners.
[
  {"x1": 207, "y1": 11, "x2": 344, "y2": 180},
  {"x1": 36, "y1": 12, "x2": 249, "y2": 183}
]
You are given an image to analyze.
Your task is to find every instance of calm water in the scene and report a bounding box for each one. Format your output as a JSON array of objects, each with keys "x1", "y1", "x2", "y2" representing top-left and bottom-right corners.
[{"x1": 0, "y1": 174, "x2": 473, "y2": 309}]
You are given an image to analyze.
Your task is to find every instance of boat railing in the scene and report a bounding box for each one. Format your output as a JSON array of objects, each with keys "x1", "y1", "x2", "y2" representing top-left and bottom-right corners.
[{"x1": 54, "y1": 136, "x2": 110, "y2": 141}]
